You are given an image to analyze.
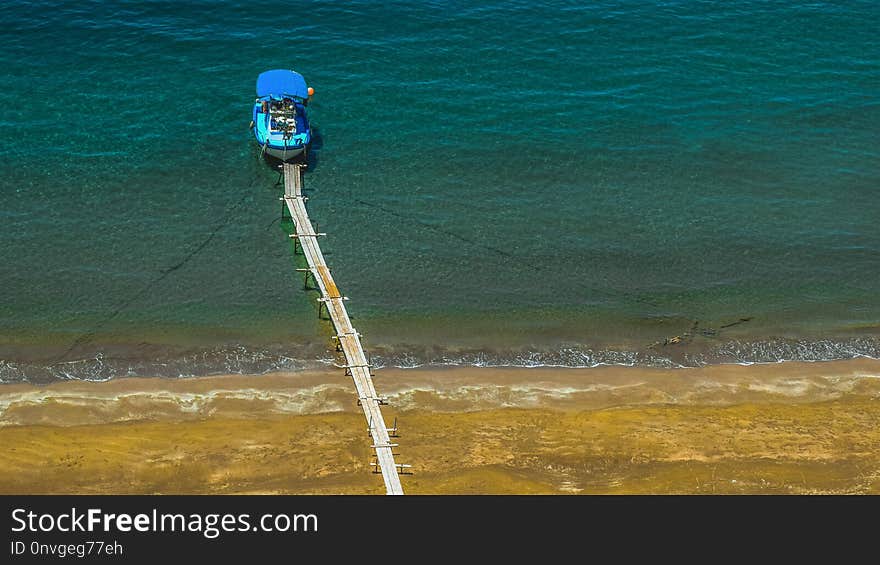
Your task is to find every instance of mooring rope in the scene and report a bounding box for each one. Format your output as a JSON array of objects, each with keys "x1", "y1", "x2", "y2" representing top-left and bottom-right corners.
[{"x1": 51, "y1": 176, "x2": 259, "y2": 365}]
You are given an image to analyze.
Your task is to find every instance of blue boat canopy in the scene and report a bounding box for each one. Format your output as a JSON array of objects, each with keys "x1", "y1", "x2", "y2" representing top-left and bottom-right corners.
[{"x1": 256, "y1": 69, "x2": 308, "y2": 100}]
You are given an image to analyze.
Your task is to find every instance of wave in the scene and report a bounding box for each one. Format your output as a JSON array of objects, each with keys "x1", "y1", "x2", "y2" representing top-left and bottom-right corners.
[
  {"x1": 0, "y1": 383, "x2": 357, "y2": 426},
  {"x1": 0, "y1": 346, "x2": 328, "y2": 385},
  {"x1": 366, "y1": 337, "x2": 880, "y2": 370},
  {"x1": 1, "y1": 337, "x2": 878, "y2": 384}
]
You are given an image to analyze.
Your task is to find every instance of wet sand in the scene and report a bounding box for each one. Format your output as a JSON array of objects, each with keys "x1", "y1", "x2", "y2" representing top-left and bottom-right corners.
[{"x1": 2, "y1": 358, "x2": 880, "y2": 494}]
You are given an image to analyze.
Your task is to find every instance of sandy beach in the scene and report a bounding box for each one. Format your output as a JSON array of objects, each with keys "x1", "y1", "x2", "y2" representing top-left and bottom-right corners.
[{"x1": 2, "y1": 358, "x2": 879, "y2": 494}]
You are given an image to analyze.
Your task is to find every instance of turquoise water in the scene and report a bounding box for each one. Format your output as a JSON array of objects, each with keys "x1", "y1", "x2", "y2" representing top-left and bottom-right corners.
[{"x1": 1, "y1": 1, "x2": 879, "y2": 381}]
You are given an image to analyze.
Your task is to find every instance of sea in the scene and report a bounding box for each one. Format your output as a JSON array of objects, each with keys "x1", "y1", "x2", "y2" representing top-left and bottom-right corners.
[{"x1": 1, "y1": 0, "x2": 878, "y2": 383}]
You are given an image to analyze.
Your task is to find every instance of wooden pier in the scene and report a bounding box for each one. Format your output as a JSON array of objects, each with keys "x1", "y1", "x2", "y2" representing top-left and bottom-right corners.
[{"x1": 281, "y1": 162, "x2": 406, "y2": 495}]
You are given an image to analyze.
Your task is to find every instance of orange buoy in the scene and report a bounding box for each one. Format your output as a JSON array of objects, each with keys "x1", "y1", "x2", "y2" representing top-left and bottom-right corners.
[{"x1": 307, "y1": 87, "x2": 315, "y2": 97}]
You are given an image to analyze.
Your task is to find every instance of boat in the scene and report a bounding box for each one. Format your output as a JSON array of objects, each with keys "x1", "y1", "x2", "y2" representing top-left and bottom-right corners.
[{"x1": 252, "y1": 69, "x2": 313, "y2": 161}]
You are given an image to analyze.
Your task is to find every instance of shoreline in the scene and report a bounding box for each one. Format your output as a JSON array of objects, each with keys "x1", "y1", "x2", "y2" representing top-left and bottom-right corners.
[
  {"x1": 2, "y1": 357, "x2": 879, "y2": 426},
  {"x1": 2, "y1": 358, "x2": 879, "y2": 494},
  {"x1": 3, "y1": 333, "x2": 879, "y2": 385}
]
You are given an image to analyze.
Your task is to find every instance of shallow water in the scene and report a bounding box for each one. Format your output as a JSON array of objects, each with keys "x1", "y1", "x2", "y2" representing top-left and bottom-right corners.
[{"x1": 1, "y1": 1, "x2": 878, "y2": 381}]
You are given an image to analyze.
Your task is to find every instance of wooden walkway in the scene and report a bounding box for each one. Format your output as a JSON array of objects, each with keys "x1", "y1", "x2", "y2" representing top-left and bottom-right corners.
[{"x1": 281, "y1": 162, "x2": 406, "y2": 495}]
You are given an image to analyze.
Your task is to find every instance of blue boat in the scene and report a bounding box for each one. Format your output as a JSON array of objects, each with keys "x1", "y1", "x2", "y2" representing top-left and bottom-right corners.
[{"x1": 252, "y1": 69, "x2": 312, "y2": 161}]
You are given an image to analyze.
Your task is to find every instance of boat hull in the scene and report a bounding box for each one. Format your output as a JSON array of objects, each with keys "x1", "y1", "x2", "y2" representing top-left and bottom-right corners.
[
  {"x1": 264, "y1": 145, "x2": 305, "y2": 161},
  {"x1": 252, "y1": 103, "x2": 310, "y2": 162}
]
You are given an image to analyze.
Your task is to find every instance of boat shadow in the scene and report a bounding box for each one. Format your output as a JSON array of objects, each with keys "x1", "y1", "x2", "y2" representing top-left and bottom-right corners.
[{"x1": 302, "y1": 126, "x2": 323, "y2": 173}]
